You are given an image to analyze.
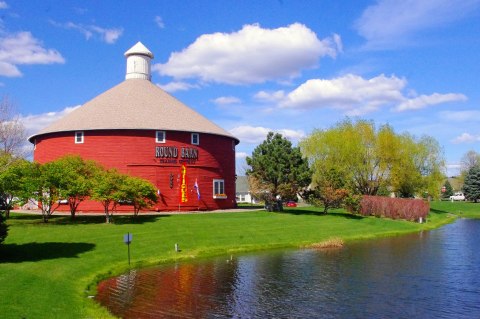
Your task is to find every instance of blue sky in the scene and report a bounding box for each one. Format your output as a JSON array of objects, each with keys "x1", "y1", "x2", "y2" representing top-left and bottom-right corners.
[{"x1": 1, "y1": 0, "x2": 479, "y2": 176}]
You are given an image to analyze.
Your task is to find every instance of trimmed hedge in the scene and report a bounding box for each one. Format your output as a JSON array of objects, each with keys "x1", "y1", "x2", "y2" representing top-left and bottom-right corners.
[{"x1": 359, "y1": 195, "x2": 429, "y2": 221}]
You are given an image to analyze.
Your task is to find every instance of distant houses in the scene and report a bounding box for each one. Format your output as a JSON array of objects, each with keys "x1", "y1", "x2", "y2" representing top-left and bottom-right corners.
[{"x1": 235, "y1": 176, "x2": 258, "y2": 204}]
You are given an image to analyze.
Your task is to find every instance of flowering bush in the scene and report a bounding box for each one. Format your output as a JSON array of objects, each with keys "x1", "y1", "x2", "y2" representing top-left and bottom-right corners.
[{"x1": 359, "y1": 195, "x2": 429, "y2": 221}]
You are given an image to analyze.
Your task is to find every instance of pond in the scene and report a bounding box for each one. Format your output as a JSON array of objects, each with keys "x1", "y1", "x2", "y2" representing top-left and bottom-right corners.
[{"x1": 96, "y1": 219, "x2": 480, "y2": 318}]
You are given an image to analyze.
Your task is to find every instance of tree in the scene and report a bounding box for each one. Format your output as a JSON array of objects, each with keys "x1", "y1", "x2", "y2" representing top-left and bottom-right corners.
[
  {"x1": 51, "y1": 155, "x2": 101, "y2": 219},
  {"x1": 460, "y1": 150, "x2": 480, "y2": 174},
  {"x1": 301, "y1": 119, "x2": 445, "y2": 198},
  {"x1": 390, "y1": 135, "x2": 444, "y2": 199},
  {"x1": 20, "y1": 161, "x2": 62, "y2": 222},
  {"x1": 91, "y1": 168, "x2": 125, "y2": 223},
  {"x1": 0, "y1": 96, "x2": 27, "y2": 158},
  {"x1": 117, "y1": 176, "x2": 158, "y2": 217},
  {"x1": 246, "y1": 132, "x2": 311, "y2": 205},
  {"x1": 442, "y1": 180, "x2": 454, "y2": 199},
  {"x1": 463, "y1": 166, "x2": 480, "y2": 202},
  {"x1": 305, "y1": 168, "x2": 349, "y2": 214},
  {"x1": 0, "y1": 211, "x2": 7, "y2": 245},
  {"x1": 301, "y1": 119, "x2": 398, "y2": 196},
  {"x1": 0, "y1": 154, "x2": 29, "y2": 218}
]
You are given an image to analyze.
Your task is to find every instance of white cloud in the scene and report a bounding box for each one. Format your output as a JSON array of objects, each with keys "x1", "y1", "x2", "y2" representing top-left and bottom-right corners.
[
  {"x1": 438, "y1": 110, "x2": 480, "y2": 122},
  {"x1": 154, "y1": 16, "x2": 165, "y2": 29},
  {"x1": 0, "y1": 1, "x2": 8, "y2": 9},
  {"x1": 446, "y1": 162, "x2": 462, "y2": 177},
  {"x1": 235, "y1": 151, "x2": 248, "y2": 159},
  {"x1": 50, "y1": 20, "x2": 123, "y2": 44},
  {"x1": 394, "y1": 93, "x2": 467, "y2": 112},
  {"x1": 154, "y1": 23, "x2": 340, "y2": 85},
  {"x1": 156, "y1": 81, "x2": 199, "y2": 93},
  {"x1": 0, "y1": 32, "x2": 65, "y2": 77},
  {"x1": 272, "y1": 73, "x2": 466, "y2": 115},
  {"x1": 355, "y1": 0, "x2": 480, "y2": 49},
  {"x1": 452, "y1": 132, "x2": 480, "y2": 144},
  {"x1": 212, "y1": 96, "x2": 241, "y2": 105},
  {"x1": 280, "y1": 74, "x2": 405, "y2": 115},
  {"x1": 20, "y1": 105, "x2": 80, "y2": 135},
  {"x1": 254, "y1": 90, "x2": 286, "y2": 103},
  {"x1": 230, "y1": 125, "x2": 305, "y2": 144}
]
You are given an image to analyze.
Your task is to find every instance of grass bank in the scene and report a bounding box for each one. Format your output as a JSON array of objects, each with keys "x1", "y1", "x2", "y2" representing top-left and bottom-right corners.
[{"x1": 0, "y1": 203, "x2": 478, "y2": 318}]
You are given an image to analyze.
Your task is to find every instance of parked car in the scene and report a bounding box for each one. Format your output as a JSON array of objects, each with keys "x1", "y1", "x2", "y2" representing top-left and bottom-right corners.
[
  {"x1": 286, "y1": 201, "x2": 297, "y2": 207},
  {"x1": 449, "y1": 192, "x2": 465, "y2": 201}
]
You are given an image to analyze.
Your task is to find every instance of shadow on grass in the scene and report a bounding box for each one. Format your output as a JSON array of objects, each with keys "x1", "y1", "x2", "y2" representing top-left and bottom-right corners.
[
  {"x1": 0, "y1": 242, "x2": 95, "y2": 263},
  {"x1": 280, "y1": 208, "x2": 364, "y2": 219},
  {"x1": 8, "y1": 214, "x2": 171, "y2": 225},
  {"x1": 430, "y1": 208, "x2": 451, "y2": 215},
  {"x1": 237, "y1": 204, "x2": 265, "y2": 210}
]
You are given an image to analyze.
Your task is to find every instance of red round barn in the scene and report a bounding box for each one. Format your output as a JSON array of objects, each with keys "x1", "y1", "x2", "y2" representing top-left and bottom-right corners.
[{"x1": 29, "y1": 42, "x2": 239, "y2": 212}]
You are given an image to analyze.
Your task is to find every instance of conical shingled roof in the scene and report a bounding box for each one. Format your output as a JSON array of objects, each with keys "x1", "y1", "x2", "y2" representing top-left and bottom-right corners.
[
  {"x1": 29, "y1": 79, "x2": 238, "y2": 143},
  {"x1": 29, "y1": 43, "x2": 239, "y2": 144}
]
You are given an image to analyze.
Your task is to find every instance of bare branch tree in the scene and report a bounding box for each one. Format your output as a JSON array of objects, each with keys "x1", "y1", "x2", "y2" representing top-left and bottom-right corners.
[
  {"x1": 0, "y1": 95, "x2": 27, "y2": 158},
  {"x1": 460, "y1": 150, "x2": 480, "y2": 174}
]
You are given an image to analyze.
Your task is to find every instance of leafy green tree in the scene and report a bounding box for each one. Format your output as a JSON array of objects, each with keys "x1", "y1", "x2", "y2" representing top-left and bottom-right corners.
[
  {"x1": 91, "y1": 168, "x2": 126, "y2": 223},
  {"x1": 246, "y1": 132, "x2": 311, "y2": 205},
  {"x1": 463, "y1": 166, "x2": 480, "y2": 202},
  {"x1": 20, "y1": 161, "x2": 62, "y2": 222},
  {"x1": 0, "y1": 154, "x2": 29, "y2": 218},
  {"x1": 117, "y1": 176, "x2": 158, "y2": 217},
  {"x1": 390, "y1": 135, "x2": 444, "y2": 199},
  {"x1": 305, "y1": 168, "x2": 349, "y2": 214},
  {"x1": 0, "y1": 211, "x2": 7, "y2": 245},
  {"x1": 51, "y1": 155, "x2": 101, "y2": 219},
  {"x1": 301, "y1": 118, "x2": 445, "y2": 198},
  {"x1": 301, "y1": 119, "x2": 397, "y2": 195},
  {"x1": 442, "y1": 180, "x2": 454, "y2": 199}
]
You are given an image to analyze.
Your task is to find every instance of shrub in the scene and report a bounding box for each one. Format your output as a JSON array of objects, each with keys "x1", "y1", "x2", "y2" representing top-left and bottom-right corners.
[
  {"x1": 358, "y1": 195, "x2": 429, "y2": 221},
  {"x1": 345, "y1": 194, "x2": 362, "y2": 214}
]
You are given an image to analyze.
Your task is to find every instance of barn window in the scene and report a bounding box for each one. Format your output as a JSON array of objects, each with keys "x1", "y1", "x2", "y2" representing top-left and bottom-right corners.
[
  {"x1": 191, "y1": 133, "x2": 199, "y2": 145},
  {"x1": 156, "y1": 131, "x2": 166, "y2": 143},
  {"x1": 213, "y1": 179, "x2": 226, "y2": 199},
  {"x1": 75, "y1": 131, "x2": 84, "y2": 144}
]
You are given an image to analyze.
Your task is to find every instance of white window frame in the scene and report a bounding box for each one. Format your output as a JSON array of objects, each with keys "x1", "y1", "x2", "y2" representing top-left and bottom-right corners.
[
  {"x1": 156, "y1": 131, "x2": 166, "y2": 143},
  {"x1": 213, "y1": 179, "x2": 226, "y2": 199},
  {"x1": 75, "y1": 131, "x2": 84, "y2": 144},
  {"x1": 191, "y1": 132, "x2": 199, "y2": 145}
]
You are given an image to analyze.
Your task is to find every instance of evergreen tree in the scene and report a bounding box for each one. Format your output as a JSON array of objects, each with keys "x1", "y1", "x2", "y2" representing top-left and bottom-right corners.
[
  {"x1": 463, "y1": 166, "x2": 480, "y2": 202},
  {"x1": 442, "y1": 180, "x2": 454, "y2": 199},
  {"x1": 246, "y1": 132, "x2": 311, "y2": 206}
]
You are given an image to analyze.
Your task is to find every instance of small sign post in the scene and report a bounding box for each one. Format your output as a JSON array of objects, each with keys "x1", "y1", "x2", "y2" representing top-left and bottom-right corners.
[{"x1": 124, "y1": 232, "x2": 133, "y2": 266}]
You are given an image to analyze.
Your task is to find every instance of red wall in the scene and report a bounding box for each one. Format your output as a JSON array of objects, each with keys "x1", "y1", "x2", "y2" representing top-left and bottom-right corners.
[{"x1": 33, "y1": 130, "x2": 237, "y2": 212}]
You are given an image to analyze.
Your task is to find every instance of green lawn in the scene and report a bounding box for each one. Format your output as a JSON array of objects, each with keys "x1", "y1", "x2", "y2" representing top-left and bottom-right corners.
[{"x1": 0, "y1": 202, "x2": 479, "y2": 318}]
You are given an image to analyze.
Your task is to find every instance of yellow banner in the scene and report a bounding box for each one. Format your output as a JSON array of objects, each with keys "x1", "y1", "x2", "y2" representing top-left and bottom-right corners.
[{"x1": 180, "y1": 165, "x2": 188, "y2": 203}]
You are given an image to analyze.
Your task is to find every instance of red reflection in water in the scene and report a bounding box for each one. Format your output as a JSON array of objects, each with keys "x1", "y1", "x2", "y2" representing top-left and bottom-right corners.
[{"x1": 96, "y1": 260, "x2": 237, "y2": 318}]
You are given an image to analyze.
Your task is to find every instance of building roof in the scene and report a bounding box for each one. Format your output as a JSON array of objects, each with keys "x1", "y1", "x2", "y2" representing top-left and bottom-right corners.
[
  {"x1": 29, "y1": 43, "x2": 239, "y2": 144},
  {"x1": 236, "y1": 176, "x2": 250, "y2": 193},
  {"x1": 124, "y1": 41, "x2": 154, "y2": 58}
]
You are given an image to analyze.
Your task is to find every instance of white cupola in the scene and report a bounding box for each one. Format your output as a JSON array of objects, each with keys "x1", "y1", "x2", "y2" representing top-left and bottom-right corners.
[{"x1": 124, "y1": 42, "x2": 154, "y2": 81}]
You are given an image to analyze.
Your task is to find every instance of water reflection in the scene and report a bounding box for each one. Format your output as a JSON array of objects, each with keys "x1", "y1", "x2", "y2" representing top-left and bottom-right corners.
[{"x1": 97, "y1": 219, "x2": 480, "y2": 318}]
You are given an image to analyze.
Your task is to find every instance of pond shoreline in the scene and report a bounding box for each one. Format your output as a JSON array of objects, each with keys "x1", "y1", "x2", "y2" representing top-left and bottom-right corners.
[{"x1": 2, "y1": 201, "x2": 477, "y2": 318}]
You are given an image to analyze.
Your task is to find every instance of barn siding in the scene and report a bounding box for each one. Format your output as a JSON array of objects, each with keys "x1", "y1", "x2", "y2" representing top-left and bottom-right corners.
[{"x1": 34, "y1": 129, "x2": 236, "y2": 212}]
